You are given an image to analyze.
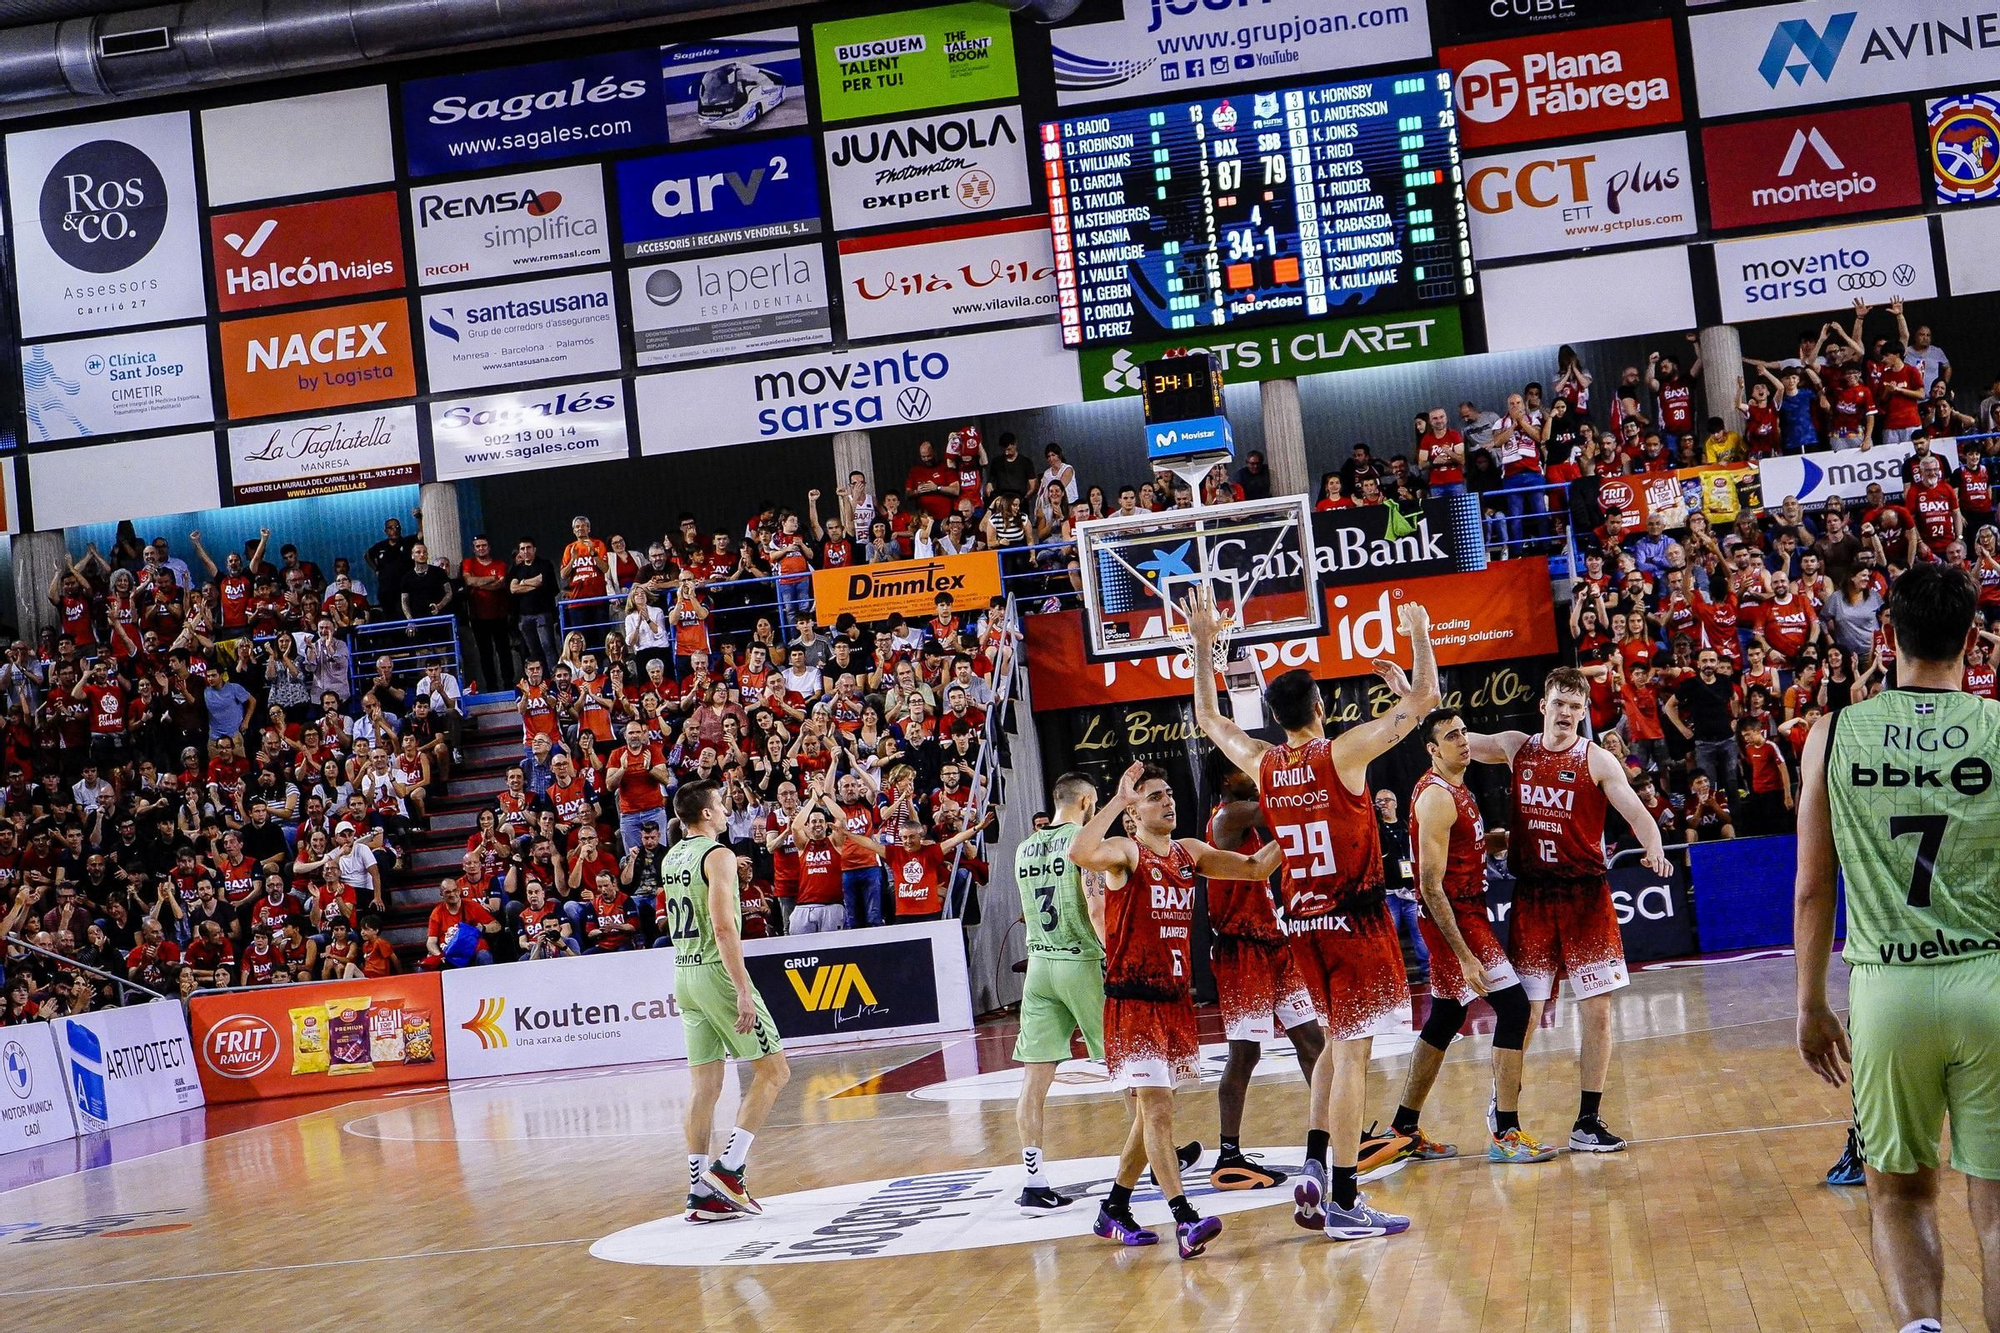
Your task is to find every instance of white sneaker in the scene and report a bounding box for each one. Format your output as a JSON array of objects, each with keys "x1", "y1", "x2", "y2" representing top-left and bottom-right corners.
[{"x1": 1323, "y1": 1193, "x2": 1411, "y2": 1241}]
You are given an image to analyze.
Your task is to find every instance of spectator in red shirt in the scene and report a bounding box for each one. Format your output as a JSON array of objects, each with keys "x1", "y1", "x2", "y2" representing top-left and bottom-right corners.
[
  {"x1": 607, "y1": 720, "x2": 670, "y2": 850},
  {"x1": 1906, "y1": 455, "x2": 1962, "y2": 557},
  {"x1": 424, "y1": 877, "x2": 498, "y2": 968},
  {"x1": 905, "y1": 439, "x2": 960, "y2": 522},
  {"x1": 835, "y1": 817, "x2": 982, "y2": 924},
  {"x1": 581, "y1": 871, "x2": 637, "y2": 952},
  {"x1": 1828, "y1": 363, "x2": 1877, "y2": 449},
  {"x1": 786, "y1": 794, "x2": 847, "y2": 935},
  {"x1": 1877, "y1": 343, "x2": 1927, "y2": 444},
  {"x1": 1735, "y1": 717, "x2": 1793, "y2": 837}
]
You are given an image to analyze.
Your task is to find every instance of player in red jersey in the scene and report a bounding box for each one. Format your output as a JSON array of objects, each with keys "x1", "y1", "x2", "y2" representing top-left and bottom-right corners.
[
  {"x1": 1468, "y1": 667, "x2": 1670, "y2": 1153},
  {"x1": 1376, "y1": 710, "x2": 1555, "y2": 1166},
  {"x1": 1204, "y1": 771, "x2": 1325, "y2": 1189},
  {"x1": 1069, "y1": 762, "x2": 1281, "y2": 1260},
  {"x1": 1187, "y1": 588, "x2": 1438, "y2": 1242}
]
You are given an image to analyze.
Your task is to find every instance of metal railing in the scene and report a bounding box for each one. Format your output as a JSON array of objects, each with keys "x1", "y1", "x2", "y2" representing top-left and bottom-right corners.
[
  {"x1": 347, "y1": 614, "x2": 463, "y2": 698},
  {"x1": 5, "y1": 933, "x2": 168, "y2": 1006},
  {"x1": 945, "y1": 593, "x2": 1023, "y2": 921},
  {"x1": 557, "y1": 575, "x2": 803, "y2": 667}
]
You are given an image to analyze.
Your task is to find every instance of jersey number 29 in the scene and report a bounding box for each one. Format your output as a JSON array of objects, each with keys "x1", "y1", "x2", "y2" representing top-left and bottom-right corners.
[{"x1": 1276, "y1": 821, "x2": 1337, "y2": 877}]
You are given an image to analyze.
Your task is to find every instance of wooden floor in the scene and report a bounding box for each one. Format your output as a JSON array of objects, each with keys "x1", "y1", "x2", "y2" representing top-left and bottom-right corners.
[{"x1": 0, "y1": 954, "x2": 1990, "y2": 1332}]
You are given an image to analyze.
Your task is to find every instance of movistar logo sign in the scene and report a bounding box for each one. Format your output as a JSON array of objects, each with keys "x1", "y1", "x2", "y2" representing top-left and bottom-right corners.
[{"x1": 1758, "y1": 12, "x2": 1855, "y2": 88}]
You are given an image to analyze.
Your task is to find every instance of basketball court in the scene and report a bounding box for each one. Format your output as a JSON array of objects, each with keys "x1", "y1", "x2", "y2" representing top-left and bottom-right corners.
[{"x1": 7, "y1": 953, "x2": 1989, "y2": 1332}]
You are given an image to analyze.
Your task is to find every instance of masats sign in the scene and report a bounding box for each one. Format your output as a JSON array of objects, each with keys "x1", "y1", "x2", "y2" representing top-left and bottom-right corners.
[
  {"x1": 1689, "y1": 0, "x2": 2000, "y2": 118},
  {"x1": 1462, "y1": 130, "x2": 1694, "y2": 260},
  {"x1": 409, "y1": 163, "x2": 610, "y2": 285},
  {"x1": 400, "y1": 49, "x2": 665, "y2": 177},
  {"x1": 1702, "y1": 105, "x2": 1923, "y2": 230},
  {"x1": 1442, "y1": 20, "x2": 1682, "y2": 150},
  {"x1": 823, "y1": 105, "x2": 1033, "y2": 231},
  {"x1": 1024, "y1": 561, "x2": 1558, "y2": 710},
  {"x1": 208, "y1": 192, "x2": 404, "y2": 312}
]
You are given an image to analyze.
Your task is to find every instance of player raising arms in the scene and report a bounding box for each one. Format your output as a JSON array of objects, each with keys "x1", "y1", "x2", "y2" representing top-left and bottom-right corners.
[
  {"x1": 661, "y1": 778, "x2": 792, "y2": 1222},
  {"x1": 1205, "y1": 771, "x2": 1325, "y2": 1188},
  {"x1": 1467, "y1": 668, "x2": 1670, "y2": 1153},
  {"x1": 1379, "y1": 708, "x2": 1553, "y2": 1165},
  {"x1": 1798, "y1": 564, "x2": 2000, "y2": 1333},
  {"x1": 1069, "y1": 761, "x2": 1283, "y2": 1260},
  {"x1": 1186, "y1": 588, "x2": 1438, "y2": 1242},
  {"x1": 1010, "y1": 772, "x2": 1108, "y2": 1215}
]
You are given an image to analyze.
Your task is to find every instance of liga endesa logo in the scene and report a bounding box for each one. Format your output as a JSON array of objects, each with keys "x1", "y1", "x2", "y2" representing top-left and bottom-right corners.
[{"x1": 1444, "y1": 20, "x2": 1682, "y2": 148}]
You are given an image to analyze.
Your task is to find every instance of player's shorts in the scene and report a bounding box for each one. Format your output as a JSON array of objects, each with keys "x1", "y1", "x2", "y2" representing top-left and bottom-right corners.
[
  {"x1": 676, "y1": 961, "x2": 782, "y2": 1067},
  {"x1": 1419, "y1": 900, "x2": 1520, "y2": 1005},
  {"x1": 1507, "y1": 878, "x2": 1629, "y2": 1003},
  {"x1": 1283, "y1": 904, "x2": 1412, "y2": 1042},
  {"x1": 1211, "y1": 935, "x2": 1317, "y2": 1042},
  {"x1": 1103, "y1": 995, "x2": 1201, "y2": 1089},
  {"x1": 1850, "y1": 953, "x2": 2000, "y2": 1179},
  {"x1": 1013, "y1": 956, "x2": 1106, "y2": 1064}
]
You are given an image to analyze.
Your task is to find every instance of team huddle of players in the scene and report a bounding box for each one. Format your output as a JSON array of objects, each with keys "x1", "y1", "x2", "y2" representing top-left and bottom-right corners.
[{"x1": 1007, "y1": 594, "x2": 1670, "y2": 1258}]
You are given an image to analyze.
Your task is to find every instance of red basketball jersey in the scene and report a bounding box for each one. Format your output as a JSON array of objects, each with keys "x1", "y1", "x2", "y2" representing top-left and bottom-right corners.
[
  {"x1": 1203, "y1": 813, "x2": 1283, "y2": 944},
  {"x1": 1507, "y1": 734, "x2": 1607, "y2": 880},
  {"x1": 1104, "y1": 839, "x2": 1196, "y2": 1000},
  {"x1": 1410, "y1": 770, "x2": 1486, "y2": 910},
  {"x1": 1257, "y1": 737, "x2": 1383, "y2": 919}
]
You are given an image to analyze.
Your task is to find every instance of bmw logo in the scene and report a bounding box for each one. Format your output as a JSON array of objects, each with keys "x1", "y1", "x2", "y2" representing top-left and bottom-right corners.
[
  {"x1": 896, "y1": 387, "x2": 932, "y2": 420},
  {"x1": 84, "y1": 355, "x2": 105, "y2": 376},
  {"x1": 3, "y1": 1040, "x2": 30, "y2": 1098},
  {"x1": 644, "y1": 269, "x2": 684, "y2": 307},
  {"x1": 1892, "y1": 264, "x2": 1917, "y2": 286}
]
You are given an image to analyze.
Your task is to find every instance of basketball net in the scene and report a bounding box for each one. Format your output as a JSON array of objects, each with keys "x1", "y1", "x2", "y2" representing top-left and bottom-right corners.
[{"x1": 1166, "y1": 610, "x2": 1235, "y2": 675}]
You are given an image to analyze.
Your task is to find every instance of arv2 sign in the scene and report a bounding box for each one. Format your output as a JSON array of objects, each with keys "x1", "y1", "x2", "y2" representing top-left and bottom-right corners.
[{"x1": 616, "y1": 137, "x2": 821, "y2": 258}]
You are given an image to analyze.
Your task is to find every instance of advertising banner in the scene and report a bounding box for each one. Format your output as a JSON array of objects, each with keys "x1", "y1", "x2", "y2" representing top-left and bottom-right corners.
[
  {"x1": 7, "y1": 111, "x2": 207, "y2": 338},
  {"x1": 27, "y1": 432, "x2": 222, "y2": 530},
  {"x1": 1025, "y1": 560, "x2": 1560, "y2": 710},
  {"x1": 419, "y1": 271, "x2": 620, "y2": 392},
  {"x1": 662, "y1": 27, "x2": 806, "y2": 141},
  {"x1": 401, "y1": 49, "x2": 665, "y2": 177},
  {"x1": 629, "y1": 243, "x2": 831, "y2": 366},
  {"x1": 1944, "y1": 206, "x2": 2000, "y2": 295},
  {"x1": 20, "y1": 323, "x2": 213, "y2": 443},
  {"x1": 430, "y1": 379, "x2": 631, "y2": 482},
  {"x1": 1442, "y1": 20, "x2": 1682, "y2": 150},
  {"x1": 1758, "y1": 437, "x2": 1959, "y2": 506},
  {"x1": 746, "y1": 922, "x2": 972, "y2": 1045},
  {"x1": 811, "y1": 550, "x2": 1003, "y2": 624},
  {"x1": 1311, "y1": 499, "x2": 1460, "y2": 587},
  {"x1": 188, "y1": 971, "x2": 447, "y2": 1103},
  {"x1": 1485, "y1": 861, "x2": 1693, "y2": 962},
  {"x1": 0, "y1": 1023, "x2": 78, "y2": 1155},
  {"x1": 1701, "y1": 105, "x2": 1924, "y2": 231},
  {"x1": 227, "y1": 405, "x2": 422, "y2": 502},
  {"x1": 1462, "y1": 130, "x2": 1695, "y2": 261},
  {"x1": 201, "y1": 87, "x2": 396, "y2": 207},
  {"x1": 635, "y1": 324, "x2": 1081, "y2": 452},
  {"x1": 1481, "y1": 244, "x2": 1695, "y2": 351},
  {"x1": 443, "y1": 948, "x2": 687, "y2": 1078},
  {"x1": 1714, "y1": 214, "x2": 1937, "y2": 326},
  {"x1": 1082, "y1": 309, "x2": 1463, "y2": 402},
  {"x1": 1690, "y1": 0, "x2": 2000, "y2": 118},
  {"x1": 408, "y1": 163, "x2": 610, "y2": 286},
  {"x1": 1595, "y1": 470, "x2": 1690, "y2": 534},
  {"x1": 814, "y1": 3, "x2": 1018, "y2": 121},
  {"x1": 208, "y1": 191, "x2": 405, "y2": 313},
  {"x1": 49, "y1": 1001, "x2": 204, "y2": 1132},
  {"x1": 1437, "y1": 0, "x2": 1664, "y2": 42},
  {"x1": 823, "y1": 105, "x2": 1033, "y2": 231},
  {"x1": 837, "y1": 214, "x2": 1057, "y2": 340},
  {"x1": 1927, "y1": 91, "x2": 2000, "y2": 203},
  {"x1": 615, "y1": 136, "x2": 822, "y2": 258},
  {"x1": 219, "y1": 296, "x2": 416, "y2": 419},
  {"x1": 1050, "y1": 0, "x2": 1431, "y2": 107}
]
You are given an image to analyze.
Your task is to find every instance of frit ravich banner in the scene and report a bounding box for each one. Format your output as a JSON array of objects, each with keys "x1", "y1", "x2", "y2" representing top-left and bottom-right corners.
[
  {"x1": 1081, "y1": 309, "x2": 1463, "y2": 402},
  {"x1": 1025, "y1": 560, "x2": 1559, "y2": 710},
  {"x1": 812, "y1": 550, "x2": 1002, "y2": 624},
  {"x1": 187, "y1": 972, "x2": 446, "y2": 1103}
]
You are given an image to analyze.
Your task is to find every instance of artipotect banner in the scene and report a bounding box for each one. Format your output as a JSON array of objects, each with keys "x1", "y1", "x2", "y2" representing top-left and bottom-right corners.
[{"x1": 50, "y1": 1001, "x2": 204, "y2": 1133}]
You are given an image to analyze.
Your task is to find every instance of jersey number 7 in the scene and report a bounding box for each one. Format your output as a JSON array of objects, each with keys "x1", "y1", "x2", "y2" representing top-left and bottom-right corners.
[{"x1": 1889, "y1": 813, "x2": 1948, "y2": 909}]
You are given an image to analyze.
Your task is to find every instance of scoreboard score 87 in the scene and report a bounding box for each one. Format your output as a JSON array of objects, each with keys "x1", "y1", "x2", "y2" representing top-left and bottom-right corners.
[{"x1": 1041, "y1": 73, "x2": 1471, "y2": 350}]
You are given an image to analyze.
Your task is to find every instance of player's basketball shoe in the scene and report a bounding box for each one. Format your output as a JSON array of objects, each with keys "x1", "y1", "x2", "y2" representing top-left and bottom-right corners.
[
  {"x1": 703, "y1": 1164, "x2": 763, "y2": 1214},
  {"x1": 1176, "y1": 1215, "x2": 1222, "y2": 1259},
  {"x1": 1092, "y1": 1206, "x2": 1159, "y2": 1246},
  {"x1": 1488, "y1": 1128, "x2": 1558, "y2": 1164},
  {"x1": 1143, "y1": 1140, "x2": 1202, "y2": 1187},
  {"x1": 1293, "y1": 1159, "x2": 1326, "y2": 1230},
  {"x1": 1568, "y1": 1116, "x2": 1627, "y2": 1153},
  {"x1": 1210, "y1": 1148, "x2": 1287, "y2": 1190},
  {"x1": 684, "y1": 1188, "x2": 745, "y2": 1224},
  {"x1": 1017, "y1": 1185, "x2": 1075, "y2": 1214},
  {"x1": 1486, "y1": 1088, "x2": 1499, "y2": 1135},
  {"x1": 1357, "y1": 1123, "x2": 1414, "y2": 1174},
  {"x1": 1826, "y1": 1127, "x2": 1865, "y2": 1187},
  {"x1": 1323, "y1": 1194, "x2": 1411, "y2": 1241},
  {"x1": 1375, "y1": 1124, "x2": 1458, "y2": 1163}
]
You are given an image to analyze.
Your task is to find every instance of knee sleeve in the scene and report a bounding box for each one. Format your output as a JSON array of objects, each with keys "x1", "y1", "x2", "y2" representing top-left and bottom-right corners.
[
  {"x1": 1488, "y1": 984, "x2": 1531, "y2": 1051},
  {"x1": 1419, "y1": 998, "x2": 1467, "y2": 1052}
]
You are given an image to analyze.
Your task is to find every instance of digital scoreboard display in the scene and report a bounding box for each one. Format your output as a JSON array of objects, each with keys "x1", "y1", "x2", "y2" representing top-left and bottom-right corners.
[{"x1": 1041, "y1": 73, "x2": 1471, "y2": 349}]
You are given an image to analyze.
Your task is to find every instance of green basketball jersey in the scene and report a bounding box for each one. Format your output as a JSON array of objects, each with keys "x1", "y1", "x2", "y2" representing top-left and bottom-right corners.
[
  {"x1": 1016, "y1": 822, "x2": 1102, "y2": 961},
  {"x1": 1828, "y1": 689, "x2": 2000, "y2": 966},
  {"x1": 660, "y1": 834, "x2": 730, "y2": 968}
]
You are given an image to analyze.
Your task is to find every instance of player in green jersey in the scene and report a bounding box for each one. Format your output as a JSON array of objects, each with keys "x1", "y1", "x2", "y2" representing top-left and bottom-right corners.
[
  {"x1": 1797, "y1": 564, "x2": 2000, "y2": 1333},
  {"x1": 1012, "y1": 772, "x2": 1109, "y2": 1214},
  {"x1": 663, "y1": 778, "x2": 790, "y2": 1224}
]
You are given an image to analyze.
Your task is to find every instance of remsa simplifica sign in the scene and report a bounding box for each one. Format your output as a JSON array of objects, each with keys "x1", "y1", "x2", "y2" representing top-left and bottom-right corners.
[
  {"x1": 615, "y1": 136, "x2": 822, "y2": 258},
  {"x1": 420, "y1": 271, "x2": 620, "y2": 393},
  {"x1": 629, "y1": 243, "x2": 831, "y2": 365},
  {"x1": 823, "y1": 105, "x2": 1033, "y2": 231},
  {"x1": 1462, "y1": 130, "x2": 1695, "y2": 261},
  {"x1": 1080, "y1": 309, "x2": 1464, "y2": 402},
  {"x1": 1689, "y1": 0, "x2": 2000, "y2": 117},
  {"x1": 636, "y1": 324, "x2": 1081, "y2": 452},
  {"x1": 409, "y1": 163, "x2": 610, "y2": 285},
  {"x1": 1713, "y1": 214, "x2": 1937, "y2": 324},
  {"x1": 400, "y1": 49, "x2": 665, "y2": 177},
  {"x1": 429, "y1": 379, "x2": 631, "y2": 482},
  {"x1": 21, "y1": 324, "x2": 212, "y2": 443}
]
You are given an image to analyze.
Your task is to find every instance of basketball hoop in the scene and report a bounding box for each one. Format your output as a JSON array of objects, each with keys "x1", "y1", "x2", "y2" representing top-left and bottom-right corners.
[{"x1": 1166, "y1": 611, "x2": 1235, "y2": 675}]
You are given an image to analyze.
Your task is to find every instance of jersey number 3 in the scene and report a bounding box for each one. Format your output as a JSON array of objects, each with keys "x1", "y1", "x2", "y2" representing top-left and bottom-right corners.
[{"x1": 1276, "y1": 822, "x2": 1338, "y2": 877}]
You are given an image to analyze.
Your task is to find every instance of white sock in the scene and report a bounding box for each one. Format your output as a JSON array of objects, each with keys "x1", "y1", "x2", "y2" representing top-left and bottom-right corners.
[
  {"x1": 721, "y1": 1128, "x2": 753, "y2": 1173},
  {"x1": 689, "y1": 1154, "x2": 707, "y2": 1189},
  {"x1": 1899, "y1": 1320, "x2": 1942, "y2": 1333},
  {"x1": 1023, "y1": 1146, "x2": 1046, "y2": 1188}
]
